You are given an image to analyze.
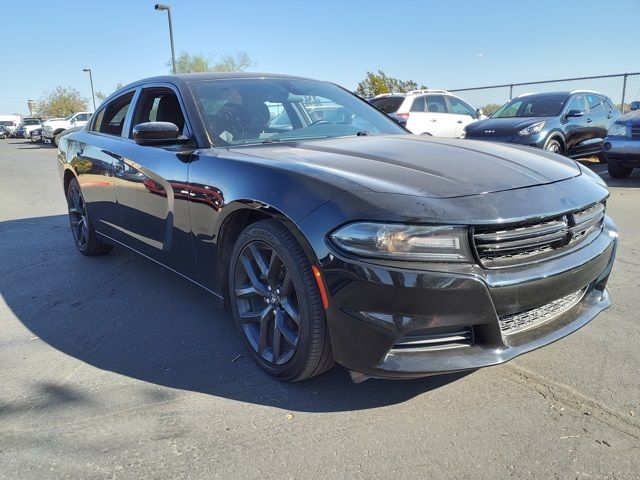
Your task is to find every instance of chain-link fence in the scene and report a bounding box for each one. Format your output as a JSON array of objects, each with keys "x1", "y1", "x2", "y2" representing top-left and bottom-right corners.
[{"x1": 448, "y1": 73, "x2": 640, "y2": 115}]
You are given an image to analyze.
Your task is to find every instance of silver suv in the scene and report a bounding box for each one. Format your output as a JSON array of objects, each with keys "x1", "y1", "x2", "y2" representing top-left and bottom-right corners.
[{"x1": 369, "y1": 89, "x2": 484, "y2": 137}]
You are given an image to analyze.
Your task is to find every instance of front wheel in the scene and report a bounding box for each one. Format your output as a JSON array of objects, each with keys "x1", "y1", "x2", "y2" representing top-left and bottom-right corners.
[
  {"x1": 67, "y1": 178, "x2": 113, "y2": 256},
  {"x1": 607, "y1": 163, "x2": 633, "y2": 179},
  {"x1": 229, "y1": 219, "x2": 333, "y2": 382},
  {"x1": 544, "y1": 138, "x2": 563, "y2": 155}
]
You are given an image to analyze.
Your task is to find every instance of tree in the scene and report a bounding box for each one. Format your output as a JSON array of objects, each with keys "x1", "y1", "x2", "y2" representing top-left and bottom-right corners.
[
  {"x1": 356, "y1": 70, "x2": 427, "y2": 97},
  {"x1": 170, "y1": 51, "x2": 254, "y2": 74},
  {"x1": 36, "y1": 86, "x2": 88, "y2": 118},
  {"x1": 479, "y1": 103, "x2": 501, "y2": 116}
]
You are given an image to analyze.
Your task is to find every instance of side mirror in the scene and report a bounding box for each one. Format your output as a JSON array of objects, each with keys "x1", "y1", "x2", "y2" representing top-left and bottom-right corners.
[
  {"x1": 474, "y1": 108, "x2": 484, "y2": 119},
  {"x1": 388, "y1": 113, "x2": 407, "y2": 127},
  {"x1": 565, "y1": 109, "x2": 584, "y2": 118},
  {"x1": 630, "y1": 101, "x2": 640, "y2": 111},
  {"x1": 133, "y1": 121, "x2": 184, "y2": 146}
]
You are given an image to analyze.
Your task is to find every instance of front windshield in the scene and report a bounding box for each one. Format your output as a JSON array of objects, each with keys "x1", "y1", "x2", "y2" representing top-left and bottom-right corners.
[
  {"x1": 189, "y1": 78, "x2": 405, "y2": 146},
  {"x1": 0, "y1": 121, "x2": 13, "y2": 126},
  {"x1": 492, "y1": 94, "x2": 568, "y2": 118},
  {"x1": 23, "y1": 118, "x2": 40, "y2": 125}
]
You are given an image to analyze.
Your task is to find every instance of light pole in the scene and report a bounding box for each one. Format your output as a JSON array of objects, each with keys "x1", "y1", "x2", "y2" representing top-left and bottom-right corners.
[
  {"x1": 155, "y1": 3, "x2": 176, "y2": 74},
  {"x1": 83, "y1": 68, "x2": 96, "y2": 111}
]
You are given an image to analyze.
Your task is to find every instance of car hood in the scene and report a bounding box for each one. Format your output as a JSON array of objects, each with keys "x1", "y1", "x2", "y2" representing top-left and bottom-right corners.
[
  {"x1": 228, "y1": 135, "x2": 581, "y2": 199},
  {"x1": 466, "y1": 117, "x2": 548, "y2": 135}
]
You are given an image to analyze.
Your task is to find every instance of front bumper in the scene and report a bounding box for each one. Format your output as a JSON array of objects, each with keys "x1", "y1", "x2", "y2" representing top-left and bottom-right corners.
[
  {"x1": 322, "y1": 216, "x2": 617, "y2": 379},
  {"x1": 603, "y1": 137, "x2": 640, "y2": 165}
]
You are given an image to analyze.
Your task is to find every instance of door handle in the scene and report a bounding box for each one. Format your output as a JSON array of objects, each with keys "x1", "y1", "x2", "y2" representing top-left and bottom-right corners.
[
  {"x1": 457, "y1": 120, "x2": 464, "y2": 124},
  {"x1": 430, "y1": 119, "x2": 437, "y2": 122},
  {"x1": 586, "y1": 119, "x2": 592, "y2": 123}
]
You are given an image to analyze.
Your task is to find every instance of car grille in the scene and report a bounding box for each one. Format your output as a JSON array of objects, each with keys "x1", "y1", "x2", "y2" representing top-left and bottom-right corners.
[
  {"x1": 499, "y1": 289, "x2": 585, "y2": 335},
  {"x1": 472, "y1": 202, "x2": 605, "y2": 268},
  {"x1": 631, "y1": 123, "x2": 640, "y2": 139},
  {"x1": 390, "y1": 327, "x2": 474, "y2": 352}
]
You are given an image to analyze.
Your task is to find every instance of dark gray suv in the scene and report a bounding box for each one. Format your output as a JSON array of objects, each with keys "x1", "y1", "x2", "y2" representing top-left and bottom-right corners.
[{"x1": 464, "y1": 91, "x2": 620, "y2": 160}]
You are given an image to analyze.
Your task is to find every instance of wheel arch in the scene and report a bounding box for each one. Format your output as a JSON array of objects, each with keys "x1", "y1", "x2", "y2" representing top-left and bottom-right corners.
[
  {"x1": 215, "y1": 200, "x2": 321, "y2": 309},
  {"x1": 545, "y1": 131, "x2": 566, "y2": 153},
  {"x1": 62, "y1": 167, "x2": 77, "y2": 198}
]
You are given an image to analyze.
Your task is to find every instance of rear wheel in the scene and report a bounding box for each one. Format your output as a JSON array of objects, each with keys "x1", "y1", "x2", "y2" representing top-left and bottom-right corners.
[
  {"x1": 229, "y1": 219, "x2": 333, "y2": 382},
  {"x1": 67, "y1": 178, "x2": 113, "y2": 256},
  {"x1": 607, "y1": 163, "x2": 633, "y2": 179},
  {"x1": 544, "y1": 138, "x2": 563, "y2": 155}
]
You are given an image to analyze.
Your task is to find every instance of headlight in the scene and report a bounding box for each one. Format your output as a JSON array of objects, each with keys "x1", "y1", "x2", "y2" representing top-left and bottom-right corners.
[
  {"x1": 330, "y1": 222, "x2": 472, "y2": 262},
  {"x1": 518, "y1": 121, "x2": 545, "y2": 136},
  {"x1": 607, "y1": 123, "x2": 627, "y2": 137}
]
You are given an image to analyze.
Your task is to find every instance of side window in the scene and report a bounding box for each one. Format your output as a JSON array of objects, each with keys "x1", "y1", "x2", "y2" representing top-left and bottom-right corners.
[
  {"x1": 566, "y1": 95, "x2": 587, "y2": 113},
  {"x1": 426, "y1": 95, "x2": 448, "y2": 113},
  {"x1": 77, "y1": 113, "x2": 90, "y2": 122},
  {"x1": 90, "y1": 92, "x2": 135, "y2": 136},
  {"x1": 266, "y1": 102, "x2": 292, "y2": 130},
  {"x1": 410, "y1": 96, "x2": 426, "y2": 112},
  {"x1": 448, "y1": 97, "x2": 475, "y2": 116},
  {"x1": 132, "y1": 88, "x2": 186, "y2": 136},
  {"x1": 586, "y1": 94, "x2": 604, "y2": 113}
]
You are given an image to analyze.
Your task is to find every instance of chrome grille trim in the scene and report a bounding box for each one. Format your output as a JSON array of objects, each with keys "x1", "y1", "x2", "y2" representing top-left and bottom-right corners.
[
  {"x1": 473, "y1": 203, "x2": 605, "y2": 268},
  {"x1": 499, "y1": 289, "x2": 585, "y2": 335}
]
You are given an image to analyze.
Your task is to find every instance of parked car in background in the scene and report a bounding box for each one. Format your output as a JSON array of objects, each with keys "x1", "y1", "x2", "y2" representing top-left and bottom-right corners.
[
  {"x1": 464, "y1": 91, "x2": 619, "y2": 161},
  {"x1": 368, "y1": 90, "x2": 484, "y2": 137},
  {"x1": 0, "y1": 114, "x2": 21, "y2": 136},
  {"x1": 57, "y1": 73, "x2": 616, "y2": 383},
  {"x1": 0, "y1": 125, "x2": 9, "y2": 139},
  {"x1": 602, "y1": 108, "x2": 640, "y2": 178},
  {"x1": 630, "y1": 101, "x2": 639, "y2": 111},
  {"x1": 42, "y1": 111, "x2": 92, "y2": 146},
  {"x1": 20, "y1": 117, "x2": 43, "y2": 138},
  {"x1": 14, "y1": 125, "x2": 27, "y2": 138},
  {"x1": 30, "y1": 128, "x2": 43, "y2": 143}
]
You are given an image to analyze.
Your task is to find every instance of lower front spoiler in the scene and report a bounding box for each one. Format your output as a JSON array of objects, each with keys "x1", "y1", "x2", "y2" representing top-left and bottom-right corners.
[{"x1": 357, "y1": 287, "x2": 610, "y2": 380}]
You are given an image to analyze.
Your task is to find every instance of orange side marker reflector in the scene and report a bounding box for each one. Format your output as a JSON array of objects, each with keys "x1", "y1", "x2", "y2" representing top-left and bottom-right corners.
[{"x1": 311, "y1": 265, "x2": 330, "y2": 310}]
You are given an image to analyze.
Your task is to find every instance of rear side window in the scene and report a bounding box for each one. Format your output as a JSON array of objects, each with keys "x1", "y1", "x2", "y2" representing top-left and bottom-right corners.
[
  {"x1": 370, "y1": 96, "x2": 404, "y2": 114},
  {"x1": 91, "y1": 92, "x2": 135, "y2": 136},
  {"x1": 410, "y1": 96, "x2": 426, "y2": 112},
  {"x1": 586, "y1": 94, "x2": 604, "y2": 113},
  {"x1": 425, "y1": 95, "x2": 448, "y2": 113}
]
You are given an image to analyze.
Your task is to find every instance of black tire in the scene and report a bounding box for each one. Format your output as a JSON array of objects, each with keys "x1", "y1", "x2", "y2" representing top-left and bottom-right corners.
[
  {"x1": 596, "y1": 152, "x2": 608, "y2": 164},
  {"x1": 53, "y1": 135, "x2": 59, "y2": 147},
  {"x1": 607, "y1": 163, "x2": 633, "y2": 179},
  {"x1": 66, "y1": 177, "x2": 113, "y2": 256},
  {"x1": 544, "y1": 138, "x2": 563, "y2": 155},
  {"x1": 228, "y1": 219, "x2": 333, "y2": 382}
]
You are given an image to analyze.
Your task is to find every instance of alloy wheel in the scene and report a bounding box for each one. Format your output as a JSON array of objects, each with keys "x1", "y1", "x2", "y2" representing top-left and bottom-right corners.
[
  {"x1": 233, "y1": 241, "x2": 301, "y2": 365},
  {"x1": 67, "y1": 184, "x2": 89, "y2": 250}
]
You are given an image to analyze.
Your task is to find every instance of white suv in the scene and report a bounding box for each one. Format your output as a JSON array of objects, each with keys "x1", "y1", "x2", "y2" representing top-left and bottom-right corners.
[{"x1": 369, "y1": 89, "x2": 484, "y2": 137}]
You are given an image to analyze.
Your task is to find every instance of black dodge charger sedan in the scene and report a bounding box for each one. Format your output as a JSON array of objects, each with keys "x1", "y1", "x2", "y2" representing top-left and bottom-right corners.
[{"x1": 57, "y1": 73, "x2": 617, "y2": 382}]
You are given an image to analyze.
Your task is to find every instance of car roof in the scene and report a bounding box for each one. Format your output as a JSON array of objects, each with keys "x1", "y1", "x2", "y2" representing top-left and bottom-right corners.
[{"x1": 515, "y1": 90, "x2": 604, "y2": 99}]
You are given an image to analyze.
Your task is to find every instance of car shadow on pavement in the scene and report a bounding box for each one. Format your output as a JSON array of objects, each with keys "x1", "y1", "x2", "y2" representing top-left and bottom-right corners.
[{"x1": 1, "y1": 214, "x2": 469, "y2": 413}]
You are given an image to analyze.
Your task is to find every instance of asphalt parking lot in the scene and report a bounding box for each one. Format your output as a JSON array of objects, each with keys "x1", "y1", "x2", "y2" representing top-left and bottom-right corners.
[{"x1": 1, "y1": 139, "x2": 639, "y2": 479}]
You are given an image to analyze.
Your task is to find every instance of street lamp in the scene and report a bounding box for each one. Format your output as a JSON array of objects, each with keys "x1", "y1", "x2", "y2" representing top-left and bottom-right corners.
[
  {"x1": 83, "y1": 68, "x2": 96, "y2": 111},
  {"x1": 155, "y1": 3, "x2": 176, "y2": 74}
]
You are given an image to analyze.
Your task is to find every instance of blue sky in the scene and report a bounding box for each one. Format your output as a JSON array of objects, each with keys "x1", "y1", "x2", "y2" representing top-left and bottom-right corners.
[{"x1": 1, "y1": 0, "x2": 638, "y2": 115}]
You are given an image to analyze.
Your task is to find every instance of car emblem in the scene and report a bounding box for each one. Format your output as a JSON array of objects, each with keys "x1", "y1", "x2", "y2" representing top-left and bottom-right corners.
[{"x1": 484, "y1": 129, "x2": 495, "y2": 134}]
